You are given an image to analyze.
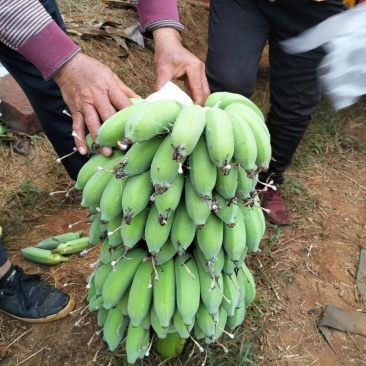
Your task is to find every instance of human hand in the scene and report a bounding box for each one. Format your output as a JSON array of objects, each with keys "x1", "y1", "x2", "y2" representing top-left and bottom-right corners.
[
  {"x1": 152, "y1": 28, "x2": 210, "y2": 106},
  {"x1": 53, "y1": 52, "x2": 139, "y2": 155}
]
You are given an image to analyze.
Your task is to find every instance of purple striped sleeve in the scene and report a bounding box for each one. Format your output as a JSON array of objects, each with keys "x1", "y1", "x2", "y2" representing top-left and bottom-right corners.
[
  {"x1": 17, "y1": 21, "x2": 80, "y2": 80},
  {"x1": 136, "y1": 0, "x2": 184, "y2": 36}
]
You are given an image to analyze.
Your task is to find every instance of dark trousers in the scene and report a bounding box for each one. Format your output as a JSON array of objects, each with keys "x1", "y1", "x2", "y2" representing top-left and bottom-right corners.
[
  {"x1": 206, "y1": 0, "x2": 344, "y2": 184},
  {"x1": 0, "y1": 0, "x2": 88, "y2": 183},
  {"x1": 0, "y1": 0, "x2": 88, "y2": 266}
]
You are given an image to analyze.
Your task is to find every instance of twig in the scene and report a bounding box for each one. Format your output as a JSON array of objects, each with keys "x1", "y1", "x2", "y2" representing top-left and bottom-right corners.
[
  {"x1": 14, "y1": 347, "x2": 45, "y2": 366},
  {"x1": 8, "y1": 328, "x2": 32, "y2": 347}
]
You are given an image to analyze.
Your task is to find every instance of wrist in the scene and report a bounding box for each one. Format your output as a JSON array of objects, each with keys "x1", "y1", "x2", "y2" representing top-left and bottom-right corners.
[{"x1": 153, "y1": 28, "x2": 182, "y2": 48}]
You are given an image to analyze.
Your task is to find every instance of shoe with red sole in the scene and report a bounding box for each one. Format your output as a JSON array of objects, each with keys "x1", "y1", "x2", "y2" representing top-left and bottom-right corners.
[{"x1": 261, "y1": 189, "x2": 291, "y2": 225}]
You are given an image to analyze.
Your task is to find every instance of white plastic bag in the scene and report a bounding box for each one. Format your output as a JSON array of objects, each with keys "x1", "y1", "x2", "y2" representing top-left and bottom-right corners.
[
  {"x1": 145, "y1": 81, "x2": 194, "y2": 106},
  {"x1": 281, "y1": 3, "x2": 366, "y2": 110}
]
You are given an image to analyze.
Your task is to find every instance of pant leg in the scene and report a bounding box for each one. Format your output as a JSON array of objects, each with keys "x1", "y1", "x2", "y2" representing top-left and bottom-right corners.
[
  {"x1": 0, "y1": 0, "x2": 88, "y2": 181},
  {"x1": 258, "y1": 0, "x2": 345, "y2": 184},
  {"x1": 0, "y1": 239, "x2": 8, "y2": 267},
  {"x1": 206, "y1": 0, "x2": 270, "y2": 96}
]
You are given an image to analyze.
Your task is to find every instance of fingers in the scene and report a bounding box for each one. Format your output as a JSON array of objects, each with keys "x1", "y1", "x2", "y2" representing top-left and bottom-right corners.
[
  {"x1": 72, "y1": 111, "x2": 88, "y2": 155},
  {"x1": 185, "y1": 63, "x2": 211, "y2": 106},
  {"x1": 154, "y1": 66, "x2": 174, "y2": 92}
]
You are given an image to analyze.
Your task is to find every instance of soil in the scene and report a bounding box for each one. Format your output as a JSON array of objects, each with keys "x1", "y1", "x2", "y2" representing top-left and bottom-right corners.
[{"x1": 1, "y1": 2, "x2": 366, "y2": 366}]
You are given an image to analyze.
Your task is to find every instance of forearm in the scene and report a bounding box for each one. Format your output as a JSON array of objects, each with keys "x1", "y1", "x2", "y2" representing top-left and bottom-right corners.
[
  {"x1": 0, "y1": 0, "x2": 80, "y2": 80},
  {"x1": 136, "y1": 0, "x2": 184, "y2": 36}
]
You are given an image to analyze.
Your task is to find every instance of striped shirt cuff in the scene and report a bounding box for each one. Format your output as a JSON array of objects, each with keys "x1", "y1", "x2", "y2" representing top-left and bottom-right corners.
[
  {"x1": 137, "y1": 0, "x2": 184, "y2": 37},
  {"x1": 17, "y1": 21, "x2": 80, "y2": 80}
]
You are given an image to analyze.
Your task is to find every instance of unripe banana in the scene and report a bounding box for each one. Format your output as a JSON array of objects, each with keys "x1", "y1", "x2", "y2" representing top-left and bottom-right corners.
[
  {"x1": 223, "y1": 252, "x2": 236, "y2": 275},
  {"x1": 235, "y1": 247, "x2": 248, "y2": 270},
  {"x1": 116, "y1": 288, "x2": 130, "y2": 316},
  {"x1": 97, "y1": 307, "x2": 109, "y2": 327},
  {"x1": 107, "y1": 214, "x2": 123, "y2": 247},
  {"x1": 196, "y1": 213, "x2": 224, "y2": 262},
  {"x1": 99, "y1": 176, "x2": 127, "y2": 223},
  {"x1": 204, "y1": 107, "x2": 234, "y2": 174},
  {"x1": 195, "y1": 245, "x2": 225, "y2": 279},
  {"x1": 104, "y1": 243, "x2": 126, "y2": 265},
  {"x1": 212, "y1": 190, "x2": 238, "y2": 227},
  {"x1": 213, "y1": 306, "x2": 228, "y2": 341},
  {"x1": 121, "y1": 99, "x2": 182, "y2": 148},
  {"x1": 222, "y1": 272, "x2": 241, "y2": 317},
  {"x1": 184, "y1": 175, "x2": 211, "y2": 229},
  {"x1": 223, "y1": 208, "x2": 246, "y2": 263},
  {"x1": 87, "y1": 282, "x2": 96, "y2": 302},
  {"x1": 102, "y1": 247, "x2": 147, "y2": 309},
  {"x1": 81, "y1": 153, "x2": 125, "y2": 208},
  {"x1": 188, "y1": 138, "x2": 217, "y2": 201},
  {"x1": 226, "y1": 110, "x2": 257, "y2": 172},
  {"x1": 145, "y1": 204, "x2": 175, "y2": 255},
  {"x1": 89, "y1": 216, "x2": 107, "y2": 246},
  {"x1": 227, "y1": 305, "x2": 246, "y2": 330},
  {"x1": 154, "y1": 332, "x2": 187, "y2": 359},
  {"x1": 194, "y1": 321, "x2": 205, "y2": 340},
  {"x1": 150, "y1": 135, "x2": 185, "y2": 194},
  {"x1": 120, "y1": 207, "x2": 149, "y2": 249},
  {"x1": 236, "y1": 263, "x2": 246, "y2": 308},
  {"x1": 103, "y1": 308, "x2": 128, "y2": 352},
  {"x1": 125, "y1": 324, "x2": 147, "y2": 364},
  {"x1": 214, "y1": 162, "x2": 239, "y2": 201},
  {"x1": 96, "y1": 103, "x2": 144, "y2": 147},
  {"x1": 195, "y1": 248, "x2": 223, "y2": 315},
  {"x1": 52, "y1": 237, "x2": 89, "y2": 255},
  {"x1": 128, "y1": 260, "x2": 154, "y2": 327},
  {"x1": 35, "y1": 230, "x2": 84, "y2": 250},
  {"x1": 153, "y1": 172, "x2": 184, "y2": 225},
  {"x1": 21, "y1": 247, "x2": 69, "y2": 265},
  {"x1": 225, "y1": 104, "x2": 271, "y2": 169},
  {"x1": 94, "y1": 263, "x2": 113, "y2": 296},
  {"x1": 173, "y1": 308, "x2": 194, "y2": 339},
  {"x1": 239, "y1": 262, "x2": 256, "y2": 307},
  {"x1": 122, "y1": 170, "x2": 153, "y2": 224},
  {"x1": 115, "y1": 135, "x2": 164, "y2": 177},
  {"x1": 88, "y1": 294, "x2": 104, "y2": 312},
  {"x1": 171, "y1": 104, "x2": 206, "y2": 162},
  {"x1": 137, "y1": 328, "x2": 150, "y2": 360},
  {"x1": 204, "y1": 91, "x2": 264, "y2": 120},
  {"x1": 239, "y1": 205, "x2": 264, "y2": 253},
  {"x1": 196, "y1": 302, "x2": 219, "y2": 338},
  {"x1": 237, "y1": 165, "x2": 254, "y2": 201},
  {"x1": 170, "y1": 201, "x2": 196, "y2": 255},
  {"x1": 151, "y1": 305, "x2": 168, "y2": 339},
  {"x1": 154, "y1": 240, "x2": 176, "y2": 266},
  {"x1": 75, "y1": 152, "x2": 119, "y2": 191},
  {"x1": 175, "y1": 252, "x2": 200, "y2": 326},
  {"x1": 153, "y1": 258, "x2": 175, "y2": 327}
]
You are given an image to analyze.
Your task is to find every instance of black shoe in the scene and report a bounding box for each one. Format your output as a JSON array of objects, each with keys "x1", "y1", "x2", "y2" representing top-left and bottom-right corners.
[{"x1": 0, "y1": 265, "x2": 75, "y2": 323}]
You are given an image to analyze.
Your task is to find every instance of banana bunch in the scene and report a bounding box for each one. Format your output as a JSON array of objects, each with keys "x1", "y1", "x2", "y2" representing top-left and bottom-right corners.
[{"x1": 79, "y1": 91, "x2": 271, "y2": 362}]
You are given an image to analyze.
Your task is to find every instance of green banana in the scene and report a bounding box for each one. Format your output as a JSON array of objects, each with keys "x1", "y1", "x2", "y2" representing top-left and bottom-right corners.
[
  {"x1": 204, "y1": 107, "x2": 235, "y2": 174},
  {"x1": 196, "y1": 212, "x2": 224, "y2": 262},
  {"x1": 171, "y1": 104, "x2": 206, "y2": 162},
  {"x1": 121, "y1": 99, "x2": 182, "y2": 148},
  {"x1": 81, "y1": 153, "x2": 125, "y2": 208},
  {"x1": 194, "y1": 321, "x2": 205, "y2": 340},
  {"x1": 52, "y1": 237, "x2": 89, "y2": 255},
  {"x1": 235, "y1": 247, "x2": 248, "y2": 270},
  {"x1": 214, "y1": 162, "x2": 239, "y2": 200},
  {"x1": 184, "y1": 175, "x2": 211, "y2": 229},
  {"x1": 88, "y1": 294, "x2": 104, "y2": 312},
  {"x1": 222, "y1": 272, "x2": 241, "y2": 317},
  {"x1": 116, "y1": 288, "x2": 130, "y2": 316},
  {"x1": 204, "y1": 91, "x2": 264, "y2": 121},
  {"x1": 153, "y1": 258, "x2": 176, "y2": 327},
  {"x1": 106, "y1": 214, "x2": 123, "y2": 247},
  {"x1": 103, "y1": 308, "x2": 128, "y2": 352},
  {"x1": 213, "y1": 306, "x2": 229, "y2": 341},
  {"x1": 170, "y1": 200, "x2": 196, "y2": 255},
  {"x1": 122, "y1": 170, "x2": 153, "y2": 224},
  {"x1": 226, "y1": 110, "x2": 257, "y2": 171},
  {"x1": 120, "y1": 207, "x2": 149, "y2": 250},
  {"x1": 237, "y1": 165, "x2": 254, "y2": 201},
  {"x1": 227, "y1": 305, "x2": 246, "y2": 330},
  {"x1": 97, "y1": 307, "x2": 109, "y2": 327},
  {"x1": 153, "y1": 172, "x2": 184, "y2": 225},
  {"x1": 101, "y1": 247, "x2": 147, "y2": 309},
  {"x1": 96, "y1": 103, "x2": 144, "y2": 147},
  {"x1": 125, "y1": 323, "x2": 147, "y2": 364},
  {"x1": 115, "y1": 135, "x2": 164, "y2": 177},
  {"x1": 94, "y1": 263, "x2": 113, "y2": 296},
  {"x1": 127, "y1": 260, "x2": 154, "y2": 327},
  {"x1": 175, "y1": 252, "x2": 200, "y2": 326},
  {"x1": 239, "y1": 205, "x2": 264, "y2": 253},
  {"x1": 145, "y1": 204, "x2": 175, "y2": 255},
  {"x1": 21, "y1": 247, "x2": 69, "y2": 265},
  {"x1": 173, "y1": 308, "x2": 194, "y2": 339},
  {"x1": 99, "y1": 175, "x2": 127, "y2": 223},
  {"x1": 188, "y1": 137, "x2": 217, "y2": 201},
  {"x1": 151, "y1": 305, "x2": 168, "y2": 339},
  {"x1": 88, "y1": 217, "x2": 107, "y2": 246},
  {"x1": 150, "y1": 134, "x2": 185, "y2": 194},
  {"x1": 212, "y1": 190, "x2": 238, "y2": 227},
  {"x1": 223, "y1": 252, "x2": 236, "y2": 275},
  {"x1": 35, "y1": 230, "x2": 84, "y2": 250},
  {"x1": 196, "y1": 302, "x2": 218, "y2": 337},
  {"x1": 195, "y1": 245, "x2": 225, "y2": 279},
  {"x1": 223, "y1": 208, "x2": 246, "y2": 263},
  {"x1": 154, "y1": 240, "x2": 176, "y2": 266},
  {"x1": 155, "y1": 332, "x2": 187, "y2": 359},
  {"x1": 239, "y1": 262, "x2": 256, "y2": 307}
]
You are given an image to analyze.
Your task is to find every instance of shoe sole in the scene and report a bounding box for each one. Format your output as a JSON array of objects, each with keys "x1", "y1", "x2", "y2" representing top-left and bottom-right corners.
[{"x1": 0, "y1": 296, "x2": 76, "y2": 323}]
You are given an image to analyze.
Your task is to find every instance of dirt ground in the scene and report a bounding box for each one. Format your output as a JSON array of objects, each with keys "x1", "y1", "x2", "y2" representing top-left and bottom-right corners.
[{"x1": 1, "y1": 1, "x2": 366, "y2": 365}]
